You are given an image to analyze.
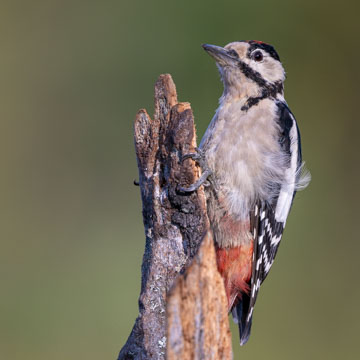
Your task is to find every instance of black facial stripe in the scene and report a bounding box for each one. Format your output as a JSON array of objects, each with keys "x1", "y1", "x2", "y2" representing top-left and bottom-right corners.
[
  {"x1": 247, "y1": 41, "x2": 280, "y2": 61},
  {"x1": 231, "y1": 41, "x2": 283, "y2": 111},
  {"x1": 241, "y1": 81, "x2": 283, "y2": 111},
  {"x1": 238, "y1": 60, "x2": 268, "y2": 88}
]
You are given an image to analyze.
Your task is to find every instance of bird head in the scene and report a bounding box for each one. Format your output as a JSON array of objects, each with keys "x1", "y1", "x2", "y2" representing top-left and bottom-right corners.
[{"x1": 203, "y1": 41, "x2": 285, "y2": 99}]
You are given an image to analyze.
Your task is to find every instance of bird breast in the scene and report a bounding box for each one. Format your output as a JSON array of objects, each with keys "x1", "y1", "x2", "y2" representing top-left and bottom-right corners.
[{"x1": 200, "y1": 98, "x2": 288, "y2": 220}]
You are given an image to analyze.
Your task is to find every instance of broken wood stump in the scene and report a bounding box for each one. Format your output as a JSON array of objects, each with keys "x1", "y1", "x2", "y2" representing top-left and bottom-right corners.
[{"x1": 118, "y1": 74, "x2": 232, "y2": 360}]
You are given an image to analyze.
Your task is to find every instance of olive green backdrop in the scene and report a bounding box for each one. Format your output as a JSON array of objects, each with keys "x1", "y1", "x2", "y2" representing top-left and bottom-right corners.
[{"x1": 1, "y1": 0, "x2": 359, "y2": 359}]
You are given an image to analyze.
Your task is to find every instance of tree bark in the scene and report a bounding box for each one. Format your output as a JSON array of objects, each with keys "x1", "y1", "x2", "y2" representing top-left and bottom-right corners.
[
  {"x1": 118, "y1": 74, "x2": 232, "y2": 360},
  {"x1": 166, "y1": 231, "x2": 232, "y2": 359}
]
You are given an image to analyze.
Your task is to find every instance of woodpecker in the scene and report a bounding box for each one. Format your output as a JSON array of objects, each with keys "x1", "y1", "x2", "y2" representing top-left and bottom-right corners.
[{"x1": 181, "y1": 41, "x2": 310, "y2": 345}]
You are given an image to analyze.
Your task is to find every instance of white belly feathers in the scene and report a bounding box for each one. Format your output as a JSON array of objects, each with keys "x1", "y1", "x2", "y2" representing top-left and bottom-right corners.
[{"x1": 200, "y1": 98, "x2": 289, "y2": 220}]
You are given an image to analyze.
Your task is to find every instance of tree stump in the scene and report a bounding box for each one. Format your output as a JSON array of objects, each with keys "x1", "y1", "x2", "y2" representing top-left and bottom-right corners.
[{"x1": 118, "y1": 74, "x2": 232, "y2": 360}]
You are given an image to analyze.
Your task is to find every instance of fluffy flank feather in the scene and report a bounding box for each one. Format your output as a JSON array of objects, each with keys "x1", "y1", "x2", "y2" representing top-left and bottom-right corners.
[{"x1": 295, "y1": 162, "x2": 311, "y2": 190}]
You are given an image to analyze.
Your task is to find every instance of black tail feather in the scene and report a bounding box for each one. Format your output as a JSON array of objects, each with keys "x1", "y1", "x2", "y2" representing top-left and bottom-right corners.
[{"x1": 232, "y1": 295, "x2": 253, "y2": 346}]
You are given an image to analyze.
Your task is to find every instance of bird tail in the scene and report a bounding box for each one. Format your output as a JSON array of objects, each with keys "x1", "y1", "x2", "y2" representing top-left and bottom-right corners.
[{"x1": 232, "y1": 295, "x2": 253, "y2": 346}]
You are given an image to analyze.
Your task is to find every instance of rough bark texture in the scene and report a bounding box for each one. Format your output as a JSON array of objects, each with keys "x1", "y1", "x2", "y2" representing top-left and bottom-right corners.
[
  {"x1": 166, "y1": 231, "x2": 232, "y2": 359},
  {"x1": 118, "y1": 74, "x2": 232, "y2": 360}
]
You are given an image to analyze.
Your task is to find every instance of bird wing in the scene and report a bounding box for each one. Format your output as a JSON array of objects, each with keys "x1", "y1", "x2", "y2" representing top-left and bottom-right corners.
[{"x1": 236, "y1": 101, "x2": 305, "y2": 345}]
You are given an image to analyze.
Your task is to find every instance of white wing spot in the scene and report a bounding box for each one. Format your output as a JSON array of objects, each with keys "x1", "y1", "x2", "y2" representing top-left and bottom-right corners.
[
  {"x1": 265, "y1": 260, "x2": 272, "y2": 273},
  {"x1": 271, "y1": 235, "x2": 281, "y2": 246},
  {"x1": 275, "y1": 118, "x2": 298, "y2": 223},
  {"x1": 256, "y1": 256, "x2": 262, "y2": 270},
  {"x1": 247, "y1": 307, "x2": 254, "y2": 322},
  {"x1": 258, "y1": 234, "x2": 264, "y2": 245}
]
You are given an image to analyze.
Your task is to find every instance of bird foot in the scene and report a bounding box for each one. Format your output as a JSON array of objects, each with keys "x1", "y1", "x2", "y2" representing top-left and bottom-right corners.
[{"x1": 179, "y1": 148, "x2": 212, "y2": 192}]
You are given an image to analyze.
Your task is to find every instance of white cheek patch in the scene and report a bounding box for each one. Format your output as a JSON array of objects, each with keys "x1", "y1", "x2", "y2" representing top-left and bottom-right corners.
[{"x1": 251, "y1": 55, "x2": 285, "y2": 84}]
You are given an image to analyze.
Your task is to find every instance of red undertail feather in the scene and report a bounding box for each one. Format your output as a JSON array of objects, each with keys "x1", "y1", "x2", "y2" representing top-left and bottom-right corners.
[{"x1": 216, "y1": 243, "x2": 253, "y2": 311}]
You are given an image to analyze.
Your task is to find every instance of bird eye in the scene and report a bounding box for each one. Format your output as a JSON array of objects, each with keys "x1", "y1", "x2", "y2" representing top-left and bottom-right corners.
[{"x1": 252, "y1": 50, "x2": 263, "y2": 62}]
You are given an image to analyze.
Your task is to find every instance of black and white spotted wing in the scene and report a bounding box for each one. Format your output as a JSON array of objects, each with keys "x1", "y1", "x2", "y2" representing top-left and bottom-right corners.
[
  {"x1": 235, "y1": 202, "x2": 286, "y2": 345},
  {"x1": 235, "y1": 101, "x2": 303, "y2": 345}
]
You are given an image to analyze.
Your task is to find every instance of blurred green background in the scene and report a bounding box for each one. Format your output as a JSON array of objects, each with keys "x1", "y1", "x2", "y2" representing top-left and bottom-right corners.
[{"x1": 1, "y1": 0, "x2": 359, "y2": 359}]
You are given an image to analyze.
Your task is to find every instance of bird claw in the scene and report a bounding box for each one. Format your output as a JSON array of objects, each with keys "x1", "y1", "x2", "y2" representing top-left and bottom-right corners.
[
  {"x1": 181, "y1": 152, "x2": 200, "y2": 162},
  {"x1": 180, "y1": 147, "x2": 212, "y2": 192},
  {"x1": 179, "y1": 167, "x2": 212, "y2": 193},
  {"x1": 181, "y1": 147, "x2": 207, "y2": 169},
  {"x1": 203, "y1": 180, "x2": 211, "y2": 187}
]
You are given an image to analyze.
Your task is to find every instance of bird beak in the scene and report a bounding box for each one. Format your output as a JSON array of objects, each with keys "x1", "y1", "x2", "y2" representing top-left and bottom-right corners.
[{"x1": 202, "y1": 44, "x2": 237, "y2": 66}]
